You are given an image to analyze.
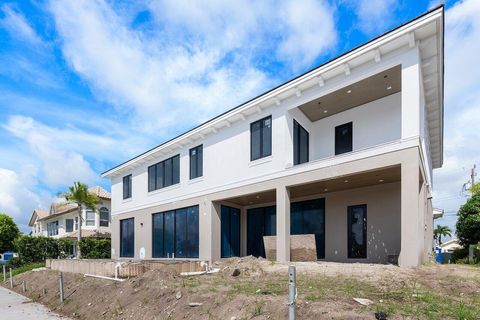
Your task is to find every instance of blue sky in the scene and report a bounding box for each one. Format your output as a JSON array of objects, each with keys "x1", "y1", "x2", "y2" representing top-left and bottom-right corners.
[{"x1": 0, "y1": 0, "x2": 478, "y2": 234}]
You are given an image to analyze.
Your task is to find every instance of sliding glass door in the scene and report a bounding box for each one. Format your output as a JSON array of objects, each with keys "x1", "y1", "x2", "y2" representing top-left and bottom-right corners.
[
  {"x1": 247, "y1": 206, "x2": 276, "y2": 258},
  {"x1": 221, "y1": 205, "x2": 241, "y2": 258},
  {"x1": 291, "y1": 198, "x2": 325, "y2": 259},
  {"x1": 120, "y1": 218, "x2": 134, "y2": 258}
]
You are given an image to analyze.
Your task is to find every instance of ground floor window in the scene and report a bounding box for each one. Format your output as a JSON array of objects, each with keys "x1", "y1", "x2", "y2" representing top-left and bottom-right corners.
[
  {"x1": 221, "y1": 205, "x2": 241, "y2": 258},
  {"x1": 247, "y1": 206, "x2": 276, "y2": 258},
  {"x1": 347, "y1": 204, "x2": 367, "y2": 259},
  {"x1": 120, "y1": 218, "x2": 135, "y2": 257},
  {"x1": 291, "y1": 198, "x2": 325, "y2": 259},
  {"x1": 152, "y1": 205, "x2": 199, "y2": 258}
]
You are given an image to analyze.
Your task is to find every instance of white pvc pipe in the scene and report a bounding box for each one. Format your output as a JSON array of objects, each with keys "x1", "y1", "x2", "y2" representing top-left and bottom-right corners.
[{"x1": 84, "y1": 274, "x2": 125, "y2": 282}]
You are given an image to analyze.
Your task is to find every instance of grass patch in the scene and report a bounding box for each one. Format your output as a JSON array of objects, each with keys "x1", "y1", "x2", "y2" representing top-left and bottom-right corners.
[{"x1": 7, "y1": 262, "x2": 45, "y2": 276}]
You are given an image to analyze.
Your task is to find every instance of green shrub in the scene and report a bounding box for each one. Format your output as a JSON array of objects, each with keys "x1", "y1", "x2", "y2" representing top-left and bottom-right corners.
[
  {"x1": 79, "y1": 238, "x2": 111, "y2": 259},
  {"x1": 5, "y1": 256, "x2": 23, "y2": 269},
  {"x1": 451, "y1": 247, "x2": 469, "y2": 263}
]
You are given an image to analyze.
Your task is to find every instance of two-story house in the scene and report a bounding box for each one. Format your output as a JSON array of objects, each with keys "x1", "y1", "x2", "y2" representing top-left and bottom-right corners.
[
  {"x1": 102, "y1": 7, "x2": 444, "y2": 267},
  {"x1": 29, "y1": 186, "x2": 112, "y2": 244}
]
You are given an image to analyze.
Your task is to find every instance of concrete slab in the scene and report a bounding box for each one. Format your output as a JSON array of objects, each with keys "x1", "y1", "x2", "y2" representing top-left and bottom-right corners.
[{"x1": 0, "y1": 286, "x2": 68, "y2": 319}]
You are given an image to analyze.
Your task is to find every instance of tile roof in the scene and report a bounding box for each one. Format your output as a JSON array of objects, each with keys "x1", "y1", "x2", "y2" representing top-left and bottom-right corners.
[
  {"x1": 60, "y1": 229, "x2": 111, "y2": 239},
  {"x1": 87, "y1": 186, "x2": 111, "y2": 199}
]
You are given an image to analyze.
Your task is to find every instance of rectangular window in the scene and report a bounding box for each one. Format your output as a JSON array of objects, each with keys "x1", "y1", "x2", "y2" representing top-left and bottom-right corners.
[
  {"x1": 291, "y1": 198, "x2": 325, "y2": 259},
  {"x1": 250, "y1": 116, "x2": 272, "y2": 161},
  {"x1": 120, "y1": 218, "x2": 135, "y2": 258},
  {"x1": 293, "y1": 120, "x2": 309, "y2": 165},
  {"x1": 221, "y1": 206, "x2": 241, "y2": 258},
  {"x1": 86, "y1": 210, "x2": 95, "y2": 226},
  {"x1": 47, "y1": 221, "x2": 58, "y2": 236},
  {"x1": 246, "y1": 206, "x2": 276, "y2": 258},
  {"x1": 74, "y1": 217, "x2": 78, "y2": 230},
  {"x1": 152, "y1": 205, "x2": 199, "y2": 258},
  {"x1": 99, "y1": 208, "x2": 109, "y2": 227},
  {"x1": 348, "y1": 204, "x2": 367, "y2": 259},
  {"x1": 189, "y1": 145, "x2": 203, "y2": 179},
  {"x1": 148, "y1": 154, "x2": 180, "y2": 192},
  {"x1": 335, "y1": 122, "x2": 353, "y2": 155},
  {"x1": 123, "y1": 174, "x2": 132, "y2": 199},
  {"x1": 65, "y1": 219, "x2": 74, "y2": 233}
]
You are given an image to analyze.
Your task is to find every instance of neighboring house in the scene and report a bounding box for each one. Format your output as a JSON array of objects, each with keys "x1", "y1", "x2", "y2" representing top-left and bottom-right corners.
[
  {"x1": 440, "y1": 239, "x2": 462, "y2": 253},
  {"x1": 102, "y1": 7, "x2": 444, "y2": 267},
  {"x1": 28, "y1": 186, "x2": 112, "y2": 242}
]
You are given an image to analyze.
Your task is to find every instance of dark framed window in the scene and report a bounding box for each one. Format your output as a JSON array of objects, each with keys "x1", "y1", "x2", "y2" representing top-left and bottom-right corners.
[
  {"x1": 148, "y1": 155, "x2": 180, "y2": 192},
  {"x1": 293, "y1": 120, "x2": 309, "y2": 165},
  {"x1": 152, "y1": 205, "x2": 199, "y2": 258},
  {"x1": 190, "y1": 145, "x2": 203, "y2": 179},
  {"x1": 291, "y1": 198, "x2": 325, "y2": 259},
  {"x1": 335, "y1": 122, "x2": 353, "y2": 155},
  {"x1": 250, "y1": 116, "x2": 272, "y2": 161},
  {"x1": 120, "y1": 218, "x2": 135, "y2": 258},
  {"x1": 65, "y1": 219, "x2": 74, "y2": 233},
  {"x1": 86, "y1": 209, "x2": 95, "y2": 226},
  {"x1": 347, "y1": 204, "x2": 367, "y2": 259},
  {"x1": 123, "y1": 174, "x2": 132, "y2": 199},
  {"x1": 47, "y1": 221, "x2": 58, "y2": 236},
  {"x1": 99, "y1": 207, "x2": 109, "y2": 227}
]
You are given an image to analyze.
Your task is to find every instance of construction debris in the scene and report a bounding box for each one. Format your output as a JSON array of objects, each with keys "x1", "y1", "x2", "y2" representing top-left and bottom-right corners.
[{"x1": 353, "y1": 298, "x2": 374, "y2": 306}]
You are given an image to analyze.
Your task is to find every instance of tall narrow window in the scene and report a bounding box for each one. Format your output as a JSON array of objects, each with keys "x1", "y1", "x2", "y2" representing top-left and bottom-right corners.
[
  {"x1": 99, "y1": 207, "x2": 109, "y2": 227},
  {"x1": 250, "y1": 116, "x2": 272, "y2": 161},
  {"x1": 120, "y1": 218, "x2": 135, "y2": 258},
  {"x1": 123, "y1": 174, "x2": 132, "y2": 199},
  {"x1": 335, "y1": 122, "x2": 353, "y2": 155},
  {"x1": 293, "y1": 120, "x2": 309, "y2": 165},
  {"x1": 190, "y1": 145, "x2": 203, "y2": 179},
  {"x1": 348, "y1": 204, "x2": 367, "y2": 259},
  {"x1": 86, "y1": 209, "x2": 95, "y2": 226},
  {"x1": 148, "y1": 154, "x2": 180, "y2": 192},
  {"x1": 65, "y1": 219, "x2": 74, "y2": 232}
]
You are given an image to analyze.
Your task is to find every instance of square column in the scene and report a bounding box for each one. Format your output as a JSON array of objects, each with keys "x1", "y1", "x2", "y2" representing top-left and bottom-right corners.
[
  {"x1": 199, "y1": 198, "x2": 221, "y2": 262},
  {"x1": 276, "y1": 186, "x2": 291, "y2": 262},
  {"x1": 399, "y1": 150, "x2": 421, "y2": 267}
]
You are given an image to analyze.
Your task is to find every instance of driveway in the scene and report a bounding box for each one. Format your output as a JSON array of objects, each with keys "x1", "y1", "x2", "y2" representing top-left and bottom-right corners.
[{"x1": 0, "y1": 286, "x2": 68, "y2": 319}]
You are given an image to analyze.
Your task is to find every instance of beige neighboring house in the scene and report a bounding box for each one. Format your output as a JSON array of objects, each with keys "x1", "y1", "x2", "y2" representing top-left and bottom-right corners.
[
  {"x1": 440, "y1": 239, "x2": 462, "y2": 253},
  {"x1": 28, "y1": 186, "x2": 112, "y2": 242}
]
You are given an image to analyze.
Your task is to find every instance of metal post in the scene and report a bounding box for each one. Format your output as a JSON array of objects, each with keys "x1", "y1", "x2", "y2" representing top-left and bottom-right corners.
[
  {"x1": 9, "y1": 268, "x2": 13, "y2": 289},
  {"x1": 59, "y1": 272, "x2": 64, "y2": 303},
  {"x1": 22, "y1": 281, "x2": 26, "y2": 293},
  {"x1": 2, "y1": 265, "x2": 5, "y2": 282},
  {"x1": 288, "y1": 265, "x2": 296, "y2": 320}
]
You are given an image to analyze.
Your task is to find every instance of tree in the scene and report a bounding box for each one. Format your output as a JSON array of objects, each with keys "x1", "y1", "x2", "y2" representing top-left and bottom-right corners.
[
  {"x1": 58, "y1": 182, "x2": 99, "y2": 258},
  {"x1": 470, "y1": 182, "x2": 480, "y2": 196},
  {"x1": 433, "y1": 225, "x2": 452, "y2": 245},
  {"x1": 0, "y1": 213, "x2": 20, "y2": 253},
  {"x1": 456, "y1": 193, "x2": 480, "y2": 247}
]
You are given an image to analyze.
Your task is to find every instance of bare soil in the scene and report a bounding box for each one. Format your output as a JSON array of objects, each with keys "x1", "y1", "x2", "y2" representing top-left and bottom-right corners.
[{"x1": 3, "y1": 257, "x2": 480, "y2": 320}]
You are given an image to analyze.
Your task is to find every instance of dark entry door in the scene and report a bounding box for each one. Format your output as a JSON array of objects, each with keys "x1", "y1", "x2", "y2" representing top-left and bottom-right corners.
[
  {"x1": 247, "y1": 206, "x2": 276, "y2": 257},
  {"x1": 221, "y1": 205, "x2": 240, "y2": 258},
  {"x1": 120, "y1": 218, "x2": 134, "y2": 258},
  {"x1": 291, "y1": 198, "x2": 325, "y2": 259},
  {"x1": 348, "y1": 204, "x2": 367, "y2": 259}
]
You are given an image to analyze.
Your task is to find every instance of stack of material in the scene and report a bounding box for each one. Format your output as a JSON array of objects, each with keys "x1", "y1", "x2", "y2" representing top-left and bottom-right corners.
[{"x1": 263, "y1": 234, "x2": 317, "y2": 261}]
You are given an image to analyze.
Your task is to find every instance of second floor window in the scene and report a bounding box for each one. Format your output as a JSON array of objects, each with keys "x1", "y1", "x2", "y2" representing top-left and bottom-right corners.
[
  {"x1": 293, "y1": 120, "x2": 309, "y2": 165},
  {"x1": 335, "y1": 122, "x2": 353, "y2": 155},
  {"x1": 190, "y1": 145, "x2": 203, "y2": 179},
  {"x1": 47, "y1": 221, "x2": 58, "y2": 236},
  {"x1": 99, "y1": 207, "x2": 110, "y2": 227},
  {"x1": 86, "y1": 209, "x2": 95, "y2": 226},
  {"x1": 148, "y1": 154, "x2": 180, "y2": 192},
  {"x1": 65, "y1": 219, "x2": 74, "y2": 232},
  {"x1": 250, "y1": 116, "x2": 272, "y2": 161},
  {"x1": 123, "y1": 174, "x2": 132, "y2": 199}
]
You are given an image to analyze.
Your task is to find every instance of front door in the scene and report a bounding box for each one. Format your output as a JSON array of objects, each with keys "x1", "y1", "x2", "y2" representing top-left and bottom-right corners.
[
  {"x1": 221, "y1": 205, "x2": 240, "y2": 258},
  {"x1": 347, "y1": 204, "x2": 367, "y2": 259},
  {"x1": 291, "y1": 198, "x2": 325, "y2": 259},
  {"x1": 247, "y1": 206, "x2": 276, "y2": 257}
]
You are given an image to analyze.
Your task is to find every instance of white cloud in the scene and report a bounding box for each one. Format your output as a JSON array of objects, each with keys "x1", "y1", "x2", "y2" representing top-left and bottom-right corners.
[
  {"x1": 0, "y1": 4, "x2": 42, "y2": 46},
  {"x1": 0, "y1": 167, "x2": 51, "y2": 232},
  {"x1": 345, "y1": 0, "x2": 398, "y2": 35},
  {"x1": 432, "y1": 0, "x2": 480, "y2": 234},
  {"x1": 48, "y1": 0, "x2": 337, "y2": 132}
]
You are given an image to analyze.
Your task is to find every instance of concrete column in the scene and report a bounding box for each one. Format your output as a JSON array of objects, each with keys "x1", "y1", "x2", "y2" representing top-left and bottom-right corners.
[
  {"x1": 401, "y1": 47, "x2": 421, "y2": 139},
  {"x1": 240, "y1": 207, "x2": 247, "y2": 257},
  {"x1": 276, "y1": 186, "x2": 291, "y2": 262},
  {"x1": 399, "y1": 149, "x2": 421, "y2": 267},
  {"x1": 199, "y1": 198, "x2": 221, "y2": 262}
]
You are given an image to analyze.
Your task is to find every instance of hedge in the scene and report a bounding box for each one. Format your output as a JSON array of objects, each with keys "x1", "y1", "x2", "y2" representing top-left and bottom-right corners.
[{"x1": 14, "y1": 235, "x2": 111, "y2": 263}]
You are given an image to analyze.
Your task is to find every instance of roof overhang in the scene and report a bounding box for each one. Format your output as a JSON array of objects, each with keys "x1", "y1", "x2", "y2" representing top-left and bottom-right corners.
[{"x1": 102, "y1": 6, "x2": 444, "y2": 179}]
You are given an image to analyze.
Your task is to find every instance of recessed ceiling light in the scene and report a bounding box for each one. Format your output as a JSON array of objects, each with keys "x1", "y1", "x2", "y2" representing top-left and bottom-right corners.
[
  {"x1": 324, "y1": 188, "x2": 328, "y2": 192},
  {"x1": 249, "y1": 201, "x2": 253, "y2": 204},
  {"x1": 379, "y1": 179, "x2": 384, "y2": 182},
  {"x1": 344, "y1": 180, "x2": 349, "y2": 183},
  {"x1": 323, "y1": 110, "x2": 328, "y2": 113},
  {"x1": 255, "y1": 195, "x2": 260, "y2": 199},
  {"x1": 386, "y1": 86, "x2": 392, "y2": 90},
  {"x1": 347, "y1": 89, "x2": 352, "y2": 94}
]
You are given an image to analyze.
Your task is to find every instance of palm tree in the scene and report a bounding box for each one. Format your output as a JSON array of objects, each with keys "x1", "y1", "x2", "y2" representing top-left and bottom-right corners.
[
  {"x1": 58, "y1": 182, "x2": 99, "y2": 258},
  {"x1": 434, "y1": 225, "x2": 452, "y2": 245}
]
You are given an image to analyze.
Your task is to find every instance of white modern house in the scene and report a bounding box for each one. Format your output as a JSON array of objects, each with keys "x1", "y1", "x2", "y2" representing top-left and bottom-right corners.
[
  {"x1": 29, "y1": 186, "x2": 112, "y2": 241},
  {"x1": 102, "y1": 7, "x2": 444, "y2": 267}
]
